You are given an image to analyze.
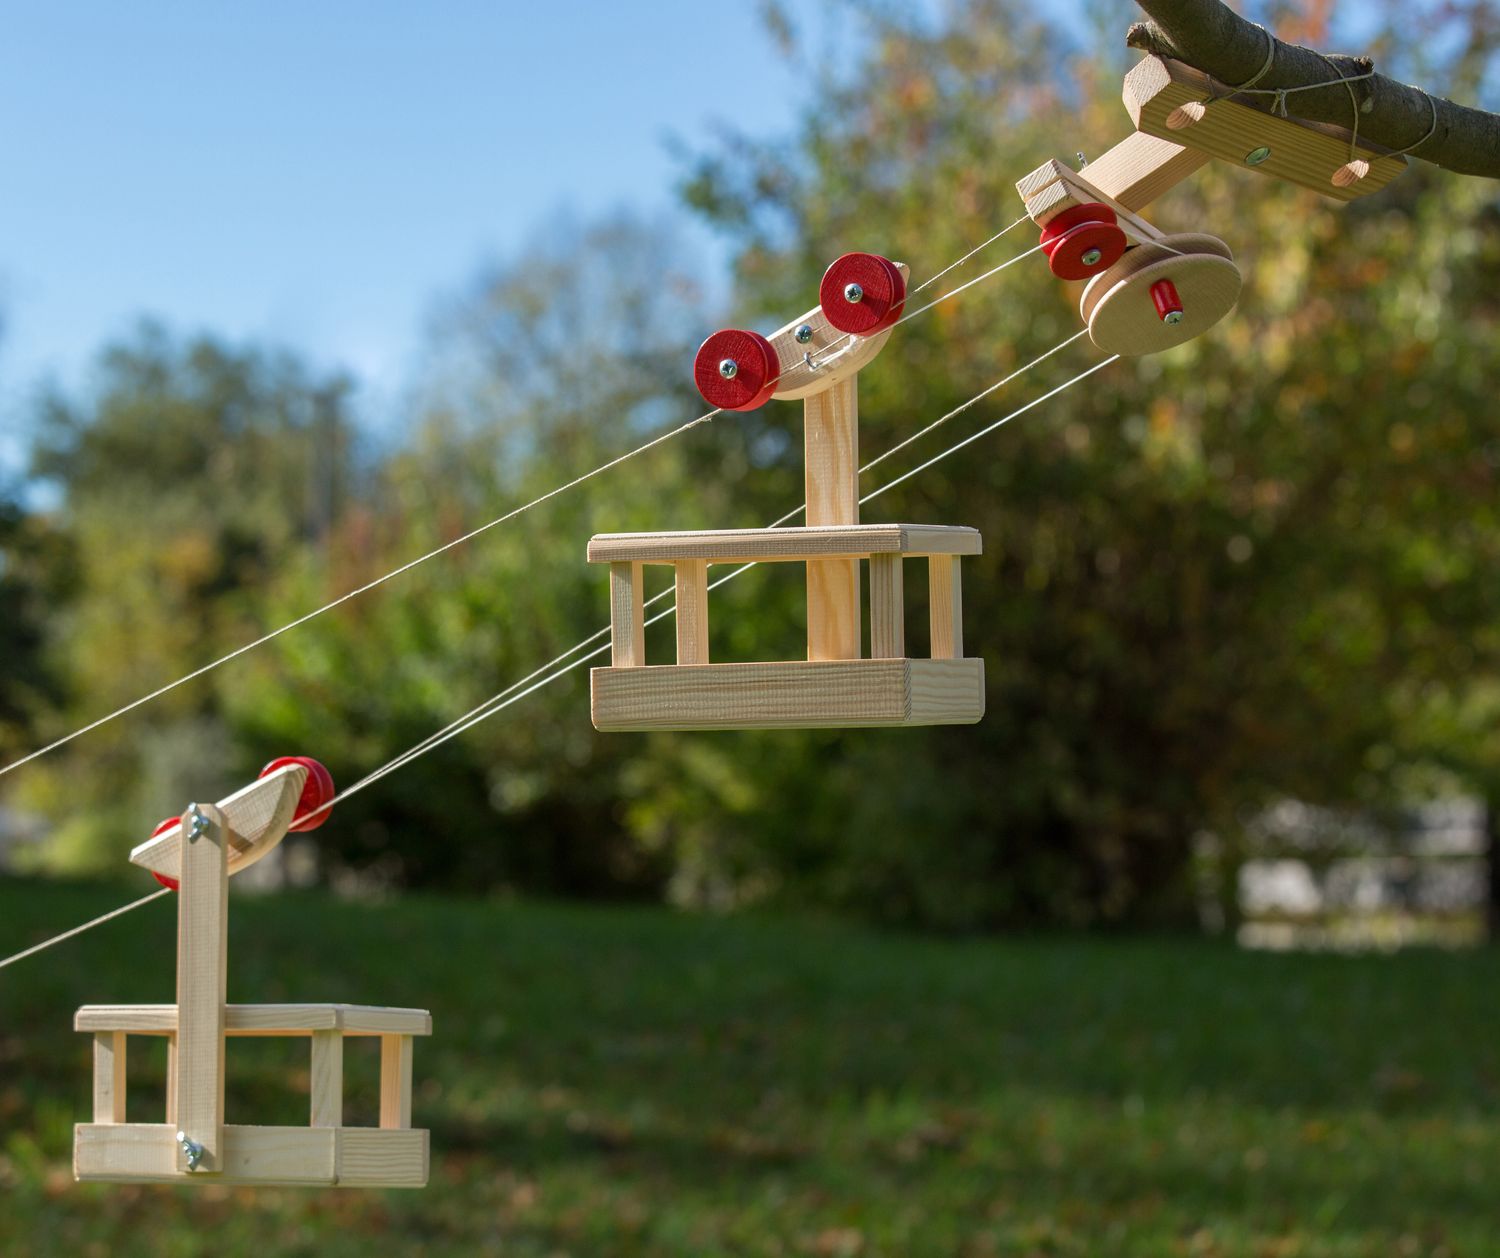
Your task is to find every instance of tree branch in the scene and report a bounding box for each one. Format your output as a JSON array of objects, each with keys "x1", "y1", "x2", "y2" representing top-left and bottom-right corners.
[{"x1": 1127, "y1": 0, "x2": 1500, "y2": 180}]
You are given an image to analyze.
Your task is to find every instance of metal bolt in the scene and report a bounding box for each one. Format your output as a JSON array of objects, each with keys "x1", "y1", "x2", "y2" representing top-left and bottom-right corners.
[
  {"x1": 1076, "y1": 152, "x2": 1088, "y2": 168},
  {"x1": 843, "y1": 282, "x2": 864, "y2": 304},
  {"x1": 794, "y1": 324, "x2": 814, "y2": 344},
  {"x1": 1081, "y1": 247, "x2": 1103, "y2": 268},
  {"x1": 177, "y1": 1131, "x2": 205, "y2": 1171},
  {"x1": 718, "y1": 358, "x2": 738, "y2": 380},
  {"x1": 1163, "y1": 310, "x2": 1184, "y2": 326},
  {"x1": 1245, "y1": 145, "x2": 1272, "y2": 166},
  {"x1": 186, "y1": 805, "x2": 210, "y2": 842}
]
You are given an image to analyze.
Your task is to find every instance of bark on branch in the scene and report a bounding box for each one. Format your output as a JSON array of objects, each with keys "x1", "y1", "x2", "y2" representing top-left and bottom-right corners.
[{"x1": 1127, "y1": 0, "x2": 1500, "y2": 180}]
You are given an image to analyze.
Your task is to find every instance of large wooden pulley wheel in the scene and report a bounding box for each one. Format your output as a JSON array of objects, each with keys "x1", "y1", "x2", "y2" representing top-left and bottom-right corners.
[{"x1": 1080, "y1": 233, "x2": 1241, "y2": 356}]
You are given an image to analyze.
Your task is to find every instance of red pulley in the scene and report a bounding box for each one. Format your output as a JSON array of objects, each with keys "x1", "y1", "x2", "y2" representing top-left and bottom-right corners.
[
  {"x1": 819, "y1": 252, "x2": 906, "y2": 336},
  {"x1": 1151, "y1": 278, "x2": 1184, "y2": 325},
  {"x1": 149, "y1": 816, "x2": 180, "y2": 890},
  {"x1": 260, "y1": 755, "x2": 336, "y2": 832},
  {"x1": 693, "y1": 328, "x2": 780, "y2": 412},
  {"x1": 1039, "y1": 203, "x2": 1127, "y2": 282}
]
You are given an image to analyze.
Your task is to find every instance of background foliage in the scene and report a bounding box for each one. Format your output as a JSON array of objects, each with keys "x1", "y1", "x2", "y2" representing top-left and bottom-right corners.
[{"x1": 3, "y1": 0, "x2": 1499, "y2": 929}]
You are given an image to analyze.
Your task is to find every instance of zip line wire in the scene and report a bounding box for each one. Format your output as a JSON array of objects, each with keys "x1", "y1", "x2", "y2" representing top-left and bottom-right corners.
[
  {"x1": 0, "y1": 216, "x2": 1038, "y2": 784},
  {"x1": 0, "y1": 348, "x2": 1118, "y2": 973}
]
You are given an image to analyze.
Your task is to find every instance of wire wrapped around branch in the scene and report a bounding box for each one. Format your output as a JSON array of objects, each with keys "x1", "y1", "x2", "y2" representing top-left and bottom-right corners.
[{"x1": 1126, "y1": 0, "x2": 1500, "y2": 180}]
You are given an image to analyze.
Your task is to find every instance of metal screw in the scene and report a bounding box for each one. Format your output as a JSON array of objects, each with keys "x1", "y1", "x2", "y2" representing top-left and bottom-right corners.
[
  {"x1": 1081, "y1": 247, "x2": 1103, "y2": 268},
  {"x1": 843, "y1": 282, "x2": 864, "y2": 304},
  {"x1": 717, "y1": 359, "x2": 738, "y2": 380},
  {"x1": 1076, "y1": 152, "x2": 1088, "y2": 168},
  {"x1": 1163, "y1": 310, "x2": 1184, "y2": 326},
  {"x1": 186, "y1": 805, "x2": 210, "y2": 842},
  {"x1": 1245, "y1": 146, "x2": 1272, "y2": 166},
  {"x1": 794, "y1": 324, "x2": 814, "y2": 344},
  {"x1": 177, "y1": 1131, "x2": 205, "y2": 1171}
]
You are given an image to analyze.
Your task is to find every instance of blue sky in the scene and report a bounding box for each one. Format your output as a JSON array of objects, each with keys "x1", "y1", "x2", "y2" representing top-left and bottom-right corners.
[{"x1": 0, "y1": 3, "x2": 915, "y2": 474}]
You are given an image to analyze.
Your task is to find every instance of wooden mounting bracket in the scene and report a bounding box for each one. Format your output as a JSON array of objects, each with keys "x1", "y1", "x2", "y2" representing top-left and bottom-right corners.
[
  {"x1": 1124, "y1": 55, "x2": 1406, "y2": 200},
  {"x1": 1017, "y1": 131, "x2": 1210, "y2": 228},
  {"x1": 130, "y1": 763, "x2": 307, "y2": 883}
]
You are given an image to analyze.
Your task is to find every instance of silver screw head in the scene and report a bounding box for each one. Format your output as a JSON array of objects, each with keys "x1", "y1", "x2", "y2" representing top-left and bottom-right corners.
[
  {"x1": 794, "y1": 324, "x2": 814, "y2": 344},
  {"x1": 186, "y1": 806, "x2": 210, "y2": 840},
  {"x1": 718, "y1": 358, "x2": 738, "y2": 380},
  {"x1": 1081, "y1": 247, "x2": 1103, "y2": 267},
  {"x1": 843, "y1": 282, "x2": 864, "y2": 304},
  {"x1": 1245, "y1": 145, "x2": 1272, "y2": 166},
  {"x1": 1163, "y1": 310, "x2": 1185, "y2": 326}
]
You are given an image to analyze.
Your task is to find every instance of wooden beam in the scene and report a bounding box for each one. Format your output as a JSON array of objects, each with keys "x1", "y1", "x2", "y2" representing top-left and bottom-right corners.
[
  {"x1": 75, "y1": 1123, "x2": 427, "y2": 1188},
  {"x1": 869, "y1": 555, "x2": 905, "y2": 659},
  {"x1": 804, "y1": 377, "x2": 861, "y2": 662},
  {"x1": 93, "y1": 1031, "x2": 127, "y2": 1124},
  {"x1": 588, "y1": 523, "x2": 982, "y2": 566},
  {"x1": 174, "y1": 802, "x2": 229, "y2": 1174},
  {"x1": 674, "y1": 559, "x2": 710, "y2": 666},
  {"x1": 379, "y1": 1035, "x2": 414, "y2": 1130},
  {"x1": 310, "y1": 1030, "x2": 343, "y2": 1128},
  {"x1": 1018, "y1": 131, "x2": 1209, "y2": 225},
  {"x1": 1125, "y1": 55, "x2": 1405, "y2": 200},
  {"x1": 929, "y1": 556, "x2": 964, "y2": 659},
  {"x1": 77, "y1": 1003, "x2": 432, "y2": 1037},
  {"x1": 608, "y1": 561, "x2": 646, "y2": 668},
  {"x1": 592, "y1": 658, "x2": 986, "y2": 730}
]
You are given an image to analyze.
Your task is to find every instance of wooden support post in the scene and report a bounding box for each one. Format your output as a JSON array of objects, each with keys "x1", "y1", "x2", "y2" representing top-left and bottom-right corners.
[
  {"x1": 869, "y1": 555, "x2": 905, "y2": 659},
  {"x1": 929, "y1": 556, "x2": 964, "y2": 659},
  {"x1": 805, "y1": 377, "x2": 861, "y2": 661},
  {"x1": 309, "y1": 1030, "x2": 343, "y2": 1128},
  {"x1": 92, "y1": 1031, "x2": 127, "y2": 1124},
  {"x1": 379, "y1": 1035, "x2": 414, "y2": 1130},
  {"x1": 609, "y1": 561, "x2": 646, "y2": 667},
  {"x1": 165, "y1": 1035, "x2": 177, "y2": 1125},
  {"x1": 174, "y1": 802, "x2": 228, "y2": 1175},
  {"x1": 674, "y1": 559, "x2": 709, "y2": 666}
]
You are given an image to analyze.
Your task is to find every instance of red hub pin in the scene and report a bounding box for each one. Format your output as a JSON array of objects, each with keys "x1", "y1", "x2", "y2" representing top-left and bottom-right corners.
[
  {"x1": 1039, "y1": 203, "x2": 1127, "y2": 281},
  {"x1": 693, "y1": 328, "x2": 780, "y2": 412},
  {"x1": 149, "y1": 816, "x2": 181, "y2": 890},
  {"x1": 819, "y1": 252, "x2": 906, "y2": 336},
  {"x1": 260, "y1": 755, "x2": 336, "y2": 832},
  {"x1": 1151, "y1": 279, "x2": 1184, "y2": 324}
]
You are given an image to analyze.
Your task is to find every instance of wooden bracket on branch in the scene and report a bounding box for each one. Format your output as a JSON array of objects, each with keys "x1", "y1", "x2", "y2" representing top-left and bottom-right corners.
[{"x1": 1128, "y1": 0, "x2": 1500, "y2": 181}]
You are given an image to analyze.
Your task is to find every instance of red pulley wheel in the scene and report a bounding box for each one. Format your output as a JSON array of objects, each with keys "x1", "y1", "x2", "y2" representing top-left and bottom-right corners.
[
  {"x1": 693, "y1": 328, "x2": 780, "y2": 412},
  {"x1": 819, "y1": 252, "x2": 906, "y2": 335},
  {"x1": 1039, "y1": 203, "x2": 1127, "y2": 281},
  {"x1": 260, "y1": 755, "x2": 336, "y2": 832},
  {"x1": 149, "y1": 816, "x2": 180, "y2": 890}
]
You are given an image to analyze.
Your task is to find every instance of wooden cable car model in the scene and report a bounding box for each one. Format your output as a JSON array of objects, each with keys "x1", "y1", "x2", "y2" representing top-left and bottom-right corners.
[
  {"x1": 588, "y1": 254, "x2": 987, "y2": 731},
  {"x1": 72, "y1": 758, "x2": 432, "y2": 1189}
]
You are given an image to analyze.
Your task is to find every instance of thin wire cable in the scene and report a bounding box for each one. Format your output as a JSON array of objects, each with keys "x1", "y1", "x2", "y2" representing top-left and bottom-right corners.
[
  {"x1": 0, "y1": 350, "x2": 1116, "y2": 973},
  {"x1": 0, "y1": 221, "x2": 1043, "y2": 784},
  {"x1": 861, "y1": 330, "x2": 1088, "y2": 474},
  {"x1": 0, "y1": 407, "x2": 725, "y2": 782},
  {"x1": 0, "y1": 887, "x2": 171, "y2": 972},
  {"x1": 861, "y1": 356, "x2": 1119, "y2": 505},
  {"x1": 910, "y1": 214, "x2": 1032, "y2": 294}
]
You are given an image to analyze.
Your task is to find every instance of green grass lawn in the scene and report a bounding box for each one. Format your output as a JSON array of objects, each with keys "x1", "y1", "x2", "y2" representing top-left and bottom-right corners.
[{"x1": 1, "y1": 877, "x2": 1497, "y2": 1257}]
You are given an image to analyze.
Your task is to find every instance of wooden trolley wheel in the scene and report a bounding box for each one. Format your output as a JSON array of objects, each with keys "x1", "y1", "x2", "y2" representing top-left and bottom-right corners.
[{"x1": 1081, "y1": 233, "x2": 1241, "y2": 356}]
